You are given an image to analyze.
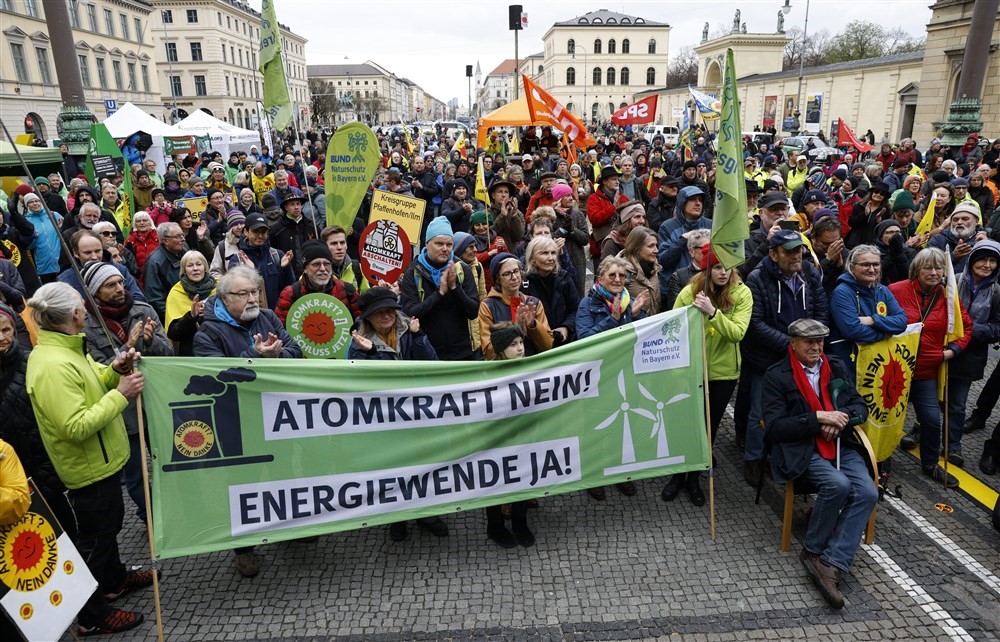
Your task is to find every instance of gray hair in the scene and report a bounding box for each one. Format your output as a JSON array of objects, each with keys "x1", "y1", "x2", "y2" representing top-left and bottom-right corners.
[
  {"x1": 846, "y1": 244, "x2": 881, "y2": 271},
  {"x1": 597, "y1": 255, "x2": 629, "y2": 278},
  {"x1": 524, "y1": 236, "x2": 560, "y2": 275},
  {"x1": 157, "y1": 222, "x2": 181, "y2": 242},
  {"x1": 908, "y1": 247, "x2": 946, "y2": 281},
  {"x1": 941, "y1": 159, "x2": 957, "y2": 171},
  {"x1": 274, "y1": 169, "x2": 288, "y2": 180},
  {"x1": 26, "y1": 282, "x2": 83, "y2": 330},
  {"x1": 217, "y1": 265, "x2": 259, "y2": 298},
  {"x1": 305, "y1": 165, "x2": 319, "y2": 178},
  {"x1": 686, "y1": 229, "x2": 711, "y2": 250},
  {"x1": 79, "y1": 202, "x2": 101, "y2": 218},
  {"x1": 134, "y1": 212, "x2": 154, "y2": 226},
  {"x1": 92, "y1": 221, "x2": 117, "y2": 236}
]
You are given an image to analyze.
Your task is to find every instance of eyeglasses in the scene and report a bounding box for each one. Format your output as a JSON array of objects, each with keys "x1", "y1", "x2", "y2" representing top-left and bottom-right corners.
[
  {"x1": 228, "y1": 288, "x2": 261, "y2": 299},
  {"x1": 163, "y1": 234, "x2": 185, "y2": 240},
  {"x1": 99, "y1": 231, "x2": 116, "y2": 237},
  {"x1": 499, "y1": 269, "x2": 521, "y2": 279},
  {"x1": 604, "y1": 273, "x2": 626, "y2": 281},
  {"x1": 856, "y1": 262, "x2": 881, "y2": 270}
]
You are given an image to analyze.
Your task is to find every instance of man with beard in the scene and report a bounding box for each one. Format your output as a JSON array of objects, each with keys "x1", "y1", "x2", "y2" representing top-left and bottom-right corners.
[
  {"x1": 267, "y1": 169, "x2": 304, "y2": 206},
  {"x1": 646, "y1": 175, "x2": 680, "y2": 233},
  {"x1": 142, "y1": 222, "x2": 186, "y2": 320},
  {"x1": 929, "y1": 202, "x2": 987, "y2": 272},
  {"x1": 193, "y1": 265, "x2": 301, "y2": 577},
  {"x1": 62, "y1": 202, "x2": 103, "y2": 245},
  {"x1": 274, "y1": 240, "x2": 361, "y2": 325},
  {"x1": 100, "y1": 183, "x2": 122, "y2": 225},
  {"x1": 80, "y1": 261, "x2": 171, "y2": 526},
  {"x1": 229, "y1": 213, "x2": 294, "y2": 310}
]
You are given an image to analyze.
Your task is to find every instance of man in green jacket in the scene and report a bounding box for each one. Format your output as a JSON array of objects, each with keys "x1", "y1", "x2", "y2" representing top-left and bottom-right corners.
[{"x1": 25, "y1": 281, "x2": 153, "y2": 635}]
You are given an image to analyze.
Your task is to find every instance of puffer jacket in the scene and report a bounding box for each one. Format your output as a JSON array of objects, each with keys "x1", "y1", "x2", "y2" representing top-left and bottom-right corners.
[
  {"x1": 951, "y1": 240, "x2": 1000, "y2": 380},
  {"x1": 125, "y1": 228, "x2": 160, "y2": 278},
  {"x1": 576, "y1": 286, "x2": 646, "y2": 339},
  {"x1": 24, "y1": 207, "x2": 63, "y2": 276},
  {"x1": 25, "y1": 329, "x2": 129, "y2": 490},
  {"x1": 525, "y1": 268, "x2": 580, "y2": 341},
  {"x1": 888, "y1": 279, "x2": 972, "y2": 380},
  {"x1": 828, "y1": 271, "x2": 908, "y2": 366},
  {"x1": 743, "y1": 256, "x2": 830, "y2": 373},
  {"x1": 478, "y1": 289, "x2": 553, "y2": 358},
  {"x1": 657, "y1": 187, "x2": 712, "y2": 281},
  {"x1": 674, "y1": 279, "x2": 753, "y2": 381},
  {"x1": 192, "y1": 295, "x2": 303, "y2": 359}
]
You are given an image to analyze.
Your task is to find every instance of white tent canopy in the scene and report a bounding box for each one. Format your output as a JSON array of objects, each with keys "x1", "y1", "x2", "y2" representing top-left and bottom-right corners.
[
  {"x1": 100, "y1": 102, "x2": 186, "y2": 173},
  {"x1": 175, "y1": 109, "x2": 260, "y2": 157}
]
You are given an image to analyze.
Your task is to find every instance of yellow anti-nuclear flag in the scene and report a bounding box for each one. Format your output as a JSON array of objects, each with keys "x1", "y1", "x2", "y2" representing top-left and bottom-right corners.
[
  {"x1": 856, "y1": 323, "x2": 921, "y2": 461},
  {"x1": 938, "y1": 248, "x2": 966, "y2": 401},
  {"x1": 915, "y1": 194, "x2": 936, "y2": 237},
  {"x1": 475, "y1": 157, "x2": 491, "y2": 206}
]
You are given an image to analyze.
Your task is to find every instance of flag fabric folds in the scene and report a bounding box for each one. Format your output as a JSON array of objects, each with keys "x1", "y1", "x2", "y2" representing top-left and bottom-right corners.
[
  {"x1": 836, "y1": 118, "x2": 874, "y2": 153},
  {"x1": 522, "y1": 75, "x2": 597, "y2": 148},
  {"x1": 259, "y1": 0, "x2": 294, "y2": 131},
  {"x1": 475, "y1": 156, "x2": 491, "y2": 206},
  {"x1": 680, "y1": 107, "x2": 693, "y2": 161},
  {"x1": 709, "y1": 50, "x2": 749, "y2": 270},
  {"x1": 689, "y1": 85, "x2": 721, "y2": 121},
  {"x1": 611, "y1": 96, "x2": 658, "y2": 126}
]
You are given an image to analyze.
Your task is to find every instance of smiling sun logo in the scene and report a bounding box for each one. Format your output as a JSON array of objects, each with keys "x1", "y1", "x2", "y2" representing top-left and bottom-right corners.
[{"x1": 0, "y1": 513, "x2": 58, "y2": 593}]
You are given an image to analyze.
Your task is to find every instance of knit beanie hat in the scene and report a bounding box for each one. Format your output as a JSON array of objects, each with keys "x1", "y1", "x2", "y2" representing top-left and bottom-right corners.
[
  {"x1": 489, "y1": 252, "x2": 520, "y2": 286},
  {"x1": 226, "y1": 211, "x2": 246, "y2": 230},
  {"x1": 425, "y1": 216, "x2": 453, "y2": 243},
  {"x1": 13, "y1": 183, "x2": 34, "y2": 197},
  {"x1": 82, "y1": 261, "x2": 120, "y2": 296},
  {"x1": 300, "y1": 240, "x2": 333, "y2": 267},
  {"x1": 892, "y1": 191, "x2": 916, "y2": 212},
  {"x1": 453, "y1": 231, "x2": 477, "y2": 257},
  {"x1": 875, "y1": 219, "x2": 901, "y2": 239},
  {"x1": 700, "y1": 246, "x2": 720, "y2": 271},
  {"x1": 490, "y1": 322, "x2": 525, "y2": 357},
  {"x1": 551, "y1": 183, "x2": 573, "y2": 201},
  {"x1": 469, "y1": 210, "x2": 495, "y2": 226},
  {"x1": 21, "y1": 192, "x2": 41, "y2": 205}
]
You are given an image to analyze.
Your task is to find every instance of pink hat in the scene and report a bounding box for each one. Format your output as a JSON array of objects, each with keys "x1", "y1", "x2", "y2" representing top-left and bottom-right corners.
[{"x1": 551, "y1": 183, "x2": 573, "y2": 201}]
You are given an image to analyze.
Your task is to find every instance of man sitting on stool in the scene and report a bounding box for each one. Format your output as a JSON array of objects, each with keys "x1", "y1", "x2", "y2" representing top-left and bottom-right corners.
[{"x1": 763, "y1": 318, "x2": 876, "y2": 609}]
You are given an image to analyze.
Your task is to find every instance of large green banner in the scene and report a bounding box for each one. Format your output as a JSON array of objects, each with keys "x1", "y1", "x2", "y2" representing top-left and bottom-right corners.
[
  {"x1": 324, "y1": 122, "x2": 380, "y2": 230},
  {"x1": 142, "y1": 308, "x2": 709, "y2": 559}
]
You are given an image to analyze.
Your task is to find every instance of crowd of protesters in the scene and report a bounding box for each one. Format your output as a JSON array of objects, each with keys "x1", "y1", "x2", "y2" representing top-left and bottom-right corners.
[{"x1": 1, "y1": 120, "x2": 999, "y2": 632}]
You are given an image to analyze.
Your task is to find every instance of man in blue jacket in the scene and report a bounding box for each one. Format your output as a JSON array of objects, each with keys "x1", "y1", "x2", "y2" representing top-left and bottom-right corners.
[{"x1": 657, "y1": 186, "x2": 712, "y2": 301}]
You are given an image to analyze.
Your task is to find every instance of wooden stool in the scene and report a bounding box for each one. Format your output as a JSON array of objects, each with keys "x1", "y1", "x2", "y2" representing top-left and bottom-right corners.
[{"x1": 780, "y1": 480, "x2": 877, "y2": 551}]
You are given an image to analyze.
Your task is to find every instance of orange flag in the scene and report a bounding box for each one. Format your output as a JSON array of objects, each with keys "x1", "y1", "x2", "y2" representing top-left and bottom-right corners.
[{"x1": 522, "y1": 75, "x2": 597, "y2": 149}]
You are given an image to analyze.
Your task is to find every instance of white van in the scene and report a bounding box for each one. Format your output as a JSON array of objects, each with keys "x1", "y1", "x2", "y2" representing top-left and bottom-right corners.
[{"x1": 641, "y1": 125, "x2": 679, "y2": 146}]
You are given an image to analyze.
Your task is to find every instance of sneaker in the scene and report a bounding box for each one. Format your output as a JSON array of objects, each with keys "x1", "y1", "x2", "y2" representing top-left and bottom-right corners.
[
  {"x1": 234, "y1": 552, "x2": 259, "y2": 577},
  {"x1": 946, "y1": 452, "x2": 964, "y2": 467},
  {"x1": 923, "y1": 465, "x2": 959, "y2": 489},
  {"x1": 78, "y1": 609, "x2": 144, "y2": 636},
  {"x1": 104, "y1": 569, "x2": 159, "y2": 602},
  {"x1": 388, "y1": 522, "x2": 408, "y2": 542},
  {"x1": 899, "y1": 431, "x2": 919, "y2": 451}
]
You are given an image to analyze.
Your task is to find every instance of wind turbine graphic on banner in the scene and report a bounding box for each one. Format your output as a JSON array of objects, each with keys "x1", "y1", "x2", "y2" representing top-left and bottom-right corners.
[{"x1": 597, "y1": 371, "x2": 689, "y2": 476}]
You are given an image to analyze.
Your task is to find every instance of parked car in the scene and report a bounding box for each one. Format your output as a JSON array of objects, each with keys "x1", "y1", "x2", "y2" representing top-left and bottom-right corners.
[
  {"x1": 641, "y1": 125, "x2": 680, "y2": 146},
  {"x1": 777, "y1": 135, "x2": 818, "y2": 153}
]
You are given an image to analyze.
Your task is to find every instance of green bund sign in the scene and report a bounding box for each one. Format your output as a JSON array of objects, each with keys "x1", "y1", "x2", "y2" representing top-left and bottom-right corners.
[
  {"x1": 141, "y1": 308, "x2": 709, "y2": 559},
  {"x1": 284, "y1": 293, "x2": 353, "y2": 359}
]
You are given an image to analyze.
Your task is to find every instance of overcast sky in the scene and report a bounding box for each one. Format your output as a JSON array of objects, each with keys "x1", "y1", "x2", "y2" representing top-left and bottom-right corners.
[{"x1": 263, "y1": 0, "x2": 933, "y2": 106}]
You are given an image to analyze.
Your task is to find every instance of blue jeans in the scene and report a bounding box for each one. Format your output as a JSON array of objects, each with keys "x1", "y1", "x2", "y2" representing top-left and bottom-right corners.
[
  {"x1": 745, "y1": 371, "x2": 765, "y2": 461},
  {"x1": 945, "y1": 377, "x2": 973, "y2": 454},
  {"x1": 803, "y1": 449, "x2": 879, "y2": 572},
  {"x1": 909, "y1": 379, "x2": 942, "y2": 470},
  {"x1": 122, "y1": 432, "x2": 148, "y2": 522}
]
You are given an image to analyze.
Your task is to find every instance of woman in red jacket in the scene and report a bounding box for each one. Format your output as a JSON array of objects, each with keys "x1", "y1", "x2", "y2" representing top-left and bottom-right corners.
[
  {"x1": 124, "y1": 212, "x2": 159, "y2": 284},
  {"x1": 587, "y1": 166, "x2": 627, "y2": 272},
  {"x1": 889, "y1": 248, "x2": 972, "y2": 488}
]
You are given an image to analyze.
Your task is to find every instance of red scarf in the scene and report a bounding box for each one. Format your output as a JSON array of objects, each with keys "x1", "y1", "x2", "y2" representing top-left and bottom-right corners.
[
  {"x1": 90, "y1": 291, "x2": 134, "y2": 344},
  {"x1": 787, "y1": 347, "x2": 836, "y2": 460}
]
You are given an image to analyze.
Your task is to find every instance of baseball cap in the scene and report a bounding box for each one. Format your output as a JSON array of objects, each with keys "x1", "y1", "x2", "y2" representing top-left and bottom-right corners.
[
  {"x1": 770, "y1": 229, "x2": 805, "y2": 250},
  {"x1": 759, "y1": 191, "x2": 789, "y2": 209},
  {"x1": 246, "y1": 212, "x2": 269, "y2": 230}
]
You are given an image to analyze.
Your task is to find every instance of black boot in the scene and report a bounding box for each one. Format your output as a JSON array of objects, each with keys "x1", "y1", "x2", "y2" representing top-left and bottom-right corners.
[
  {"x1": 661, "y1": 474, "x2": 685, "y2": 502},
  {"x1": 485, "y1": 506, "x2": 517, "y2": 548},
  {"x1": 686, "y1": 473, "x2": 705, "y2": 507},
  {"x1": 509, "y1": 502, "x2": 535, "y2": 547},
  {"x1": 981, "y1": 440, "x2": 998, "y2": 475}
]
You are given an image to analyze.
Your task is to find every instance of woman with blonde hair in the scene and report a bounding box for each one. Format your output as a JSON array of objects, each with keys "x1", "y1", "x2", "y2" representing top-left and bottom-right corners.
[{"x1": 165, "y1": 251, "x2": 216, "y2": 356}]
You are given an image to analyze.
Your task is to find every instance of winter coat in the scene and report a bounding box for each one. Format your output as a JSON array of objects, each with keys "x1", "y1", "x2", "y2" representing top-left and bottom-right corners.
[
  {"x1": 576, "y1": 287, "x2": 646, "y2": 339},
  {"x1": 888, "y1": 279, "x2": 972, "y2": 380},
  {"x1": 274, "y1": 275, "x2": 361, "y2": 325},
  {"x1": 617, "y1": 175, "x2": 651, "y2": 206},
  {"x1": 876, "y1": 235, "x2": 916, "y2": 285},
  {"x1": 586, "y1": 188, "x2": 620, "y2": 256},
  {"x1": 441, "y1": 198, "x2": 484, "y2": 234},
  {"x1": 398, "y1": 257, "x2": 480, "y2": 361},
  {"x1": 743, "y1": 256, "x2": 830, "y2": 373},
  {"x1": 0, "y1": 258, "x2": 25, "y2": 307},
  {"x1": 348, "y1": 316, "x2": 438, "y2": 361},
  {"x1": 525, "y1": 268, "x2": 580, "y2": 342},
  {"x1": 928, "y1": 228, "x2": 985, "y2": 273},
  {"x1": 82, "y1": 300, "x2": 173, "y2": 434},
  {"x1": 657, "y1": 201, "x2": 712, "y2": 281},
  {"x1": 951, "y1": 240, "x2": 1000, "y2": 380},
  {"x1": 125, "y1": 228, "x2": 159, "y2": 278},
  {"x1": 143, "y1": 245, "x2": 183, "y2": 321},
  {"x1": 674, "y1": 279, "x2": 753, "y2": 381},
  {"x1": 210, "y1": 236, "x2": 242, "y2": 280},
  {"x1": 828, "y1": 272, "x2": 908, "y2": 366},
  {"x1": 845, "y1": 201, "x2": 890, "y2": 248},
  {"x1": 25, "y1": 329, "x2": 130, "y2": 490},
  {"x1": 646, "y1": 193, "x2": 676, "y2": 235},
  {"x1": 624, "y1": 256, "x2": 662, "y2": 317},
  {"x1": 227, "y1": 239, "x2": 295, "y2": 310},
  {"x1": 763, "y1": 354, "x2": 869, "y2": 484},
  {"x1": 269, "y1": 214, "x2": 317, "y2": 275},
  {"x1": 165, "y1": 280, "x2": 214, "y2": 356},
  {"x1": 664, "y1": 264, "x2": 699, "y2": 311},
  {"x1": 478, "y1": 290, "x2": 554, "y2": 358},
  {"x1": 192, "y1": 295, "x2": 302, "y2": 359},
  {"x1": 58, "y1": 259, "x2": 145, "y2": 304},
  {"x1": 24, "y1": 208, "x2": 63, "y2": 276}
]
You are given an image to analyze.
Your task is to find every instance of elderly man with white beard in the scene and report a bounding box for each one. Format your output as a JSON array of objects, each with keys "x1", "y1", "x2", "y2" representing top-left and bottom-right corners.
[{"x1": 929, "y1": 202, "x2": 988, "y2": 272}]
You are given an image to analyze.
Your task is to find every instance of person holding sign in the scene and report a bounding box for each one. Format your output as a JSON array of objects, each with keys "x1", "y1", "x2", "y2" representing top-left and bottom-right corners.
[{"x1": 275, "y1": 241, "x2": 361, "y2": 325}]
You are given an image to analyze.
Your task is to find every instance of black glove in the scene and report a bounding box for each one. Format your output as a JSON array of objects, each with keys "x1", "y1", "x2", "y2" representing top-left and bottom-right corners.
[{"x1": 888, "y1": 233, "x2": 905, "y2": 252}]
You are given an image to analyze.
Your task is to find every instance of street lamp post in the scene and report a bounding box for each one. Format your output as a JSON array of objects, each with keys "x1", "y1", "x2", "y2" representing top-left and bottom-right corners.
[
  {"x1": 782, "y1": 0, "x2": 810, "y2": 136},
  {"x1": 571, "y1": 44, "x2": 587, "y2": 124}
]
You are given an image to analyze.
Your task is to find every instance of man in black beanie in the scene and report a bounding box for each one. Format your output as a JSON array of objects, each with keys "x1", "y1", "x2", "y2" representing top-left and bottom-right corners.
[{"x1": 274, "y1": 239, "x2": 360, "y2": 324}]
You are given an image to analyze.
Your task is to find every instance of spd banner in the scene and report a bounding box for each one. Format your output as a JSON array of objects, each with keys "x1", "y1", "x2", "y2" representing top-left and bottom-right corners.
[
  {"x1": 142, "y1": 308, "x2": 709, "y2": 559},
  {"x1": 856, "y1": 323, "x2": 921, "y2": 461}
]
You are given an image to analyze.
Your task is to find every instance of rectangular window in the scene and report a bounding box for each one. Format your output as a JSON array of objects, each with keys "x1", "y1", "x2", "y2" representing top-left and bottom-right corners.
[
  {"x1": 243, "y1": 23, "x2": 247, "y2": 35},
  {"x1": 24, "y1": 0, "x2": 37, "y2": 18},
  {"x1": 95, "y1": 57, "x2": 108, "y2": 89},
  {"x1": 194, "y1": 75, "x2": 207, "y2": 96},
  {"x1": 190, "y1": 42, "x2": 202, "y2": 61},
  {"x1": 112, "y1": 60, "x2": 122, "y2": 89},
  {"x1": 161, "y1": 9, "x2": 172, "y2": 24},
  {"x1": 34, "y1": 47, "x2": 51, "y2": 84},
  {"x1": 226, "y1": 16, "x2": 231, "y2": 29},
  {"x1": 140, "y1": 64, "x2": 150, "y2": 92},
  {"x1": 134, "y1": 18, "x2": 143, "y2": 42},
  {"x1": 0, "y1": 0, "x2": 13, "y2": 12},
  {"x1": 225, "y1": 76, "x2": 230, "y2": 95},
  {"x1": 165, "y1": 42, "x2": 177, "y2": 62},
  {"x1": 10, "y1": 43, "x2": 29, "y2": 82},
  {"x1": 104, "y1": 8, "x2": 114, "y2": 35},
  {"x1": 241, "y1": 79, "x2": 247, "y2": 96},
  {"x1": 230, "y1": 46, "x2": 234, "y2": 62},
  {"x1": 68, "y1": 2, "x2": 79, "y2": 27},
  {"x1": 221, "y1": 44, "x2": 226, "y2": 63},
  {"x1": 169, "y1": 75, "x2": 182, "y2": 97},
  {"x1": 238, "y1": 49, "x2": 242, "y2": 66},
  {"x1": 119, "y1": 14, "x2": 130, "y2": 40},
  {"x1": 186, "y1": 9, "x2": 197, "y2": 23},
  {"x1": 255, "y1": 81, "x2": 259, "y2": 98},
  {"x1": 127, "y1": 62, "x2": 136, "y2": 90},
  {"x1": 217, "y1": 12, "x2": 221, "y2": 25},
  {"x1": 88, "y1": 4, "x2": 98, "y2": 30},
  {"x1": 78, "y1": 54, "x2": 91, "y2": 87},
  {"x1": 251, "y1": 52, "x2": 256, "y2": 69}
]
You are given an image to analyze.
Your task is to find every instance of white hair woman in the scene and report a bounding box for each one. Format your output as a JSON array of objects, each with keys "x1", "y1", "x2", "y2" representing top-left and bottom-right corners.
[{"x1": 165, "y1": 250, "x2": 216, "y2": 356}]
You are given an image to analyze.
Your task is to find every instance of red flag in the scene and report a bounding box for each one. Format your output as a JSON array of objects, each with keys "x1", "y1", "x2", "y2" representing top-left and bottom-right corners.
[
  {"x1": 837, "y1": 118, "x2": 874, "y2": 153},
  {"x1": 522, "y1": 75, "x2": 597, "y2": 148},
  {"x1": 611, "y1": 95, "x2": 658, "y2": 126}
]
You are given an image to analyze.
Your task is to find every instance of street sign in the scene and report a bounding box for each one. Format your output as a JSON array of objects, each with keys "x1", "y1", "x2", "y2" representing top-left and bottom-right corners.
[{"x1": 104, "y1": 99, "x2": 118, "y2": 115}]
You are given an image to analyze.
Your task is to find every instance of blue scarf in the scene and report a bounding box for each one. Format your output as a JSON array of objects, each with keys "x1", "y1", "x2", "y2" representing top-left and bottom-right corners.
[{"x1": 416, "y1": 248, "x2": 454, "y2": 287}]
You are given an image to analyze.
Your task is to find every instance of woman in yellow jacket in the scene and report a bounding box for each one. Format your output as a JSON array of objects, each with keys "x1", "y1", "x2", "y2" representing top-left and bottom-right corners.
[{"x1": 663, "y1": 248, "x2": 753, "y2": 506}]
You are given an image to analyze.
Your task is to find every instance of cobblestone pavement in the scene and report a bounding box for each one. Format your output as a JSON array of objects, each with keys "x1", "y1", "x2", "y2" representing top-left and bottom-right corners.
[{"x1": 61, "y1": 355, "x2": 1000, "y2": 642}]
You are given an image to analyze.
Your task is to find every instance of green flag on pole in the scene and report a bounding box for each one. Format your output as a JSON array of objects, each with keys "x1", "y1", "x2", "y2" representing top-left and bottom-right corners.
[
  {"x1": 259, "y1": 0, "x2": 293, "y2": 131},
  {"x1": 84, "y1": 123, "x2": 133, "y2": 236},
  {"x1": 710, "y1": 49, "x2": 749, "y2": 270},
  {"x1": 324, "y1": 122, "x2": 380, "y2": 230}
]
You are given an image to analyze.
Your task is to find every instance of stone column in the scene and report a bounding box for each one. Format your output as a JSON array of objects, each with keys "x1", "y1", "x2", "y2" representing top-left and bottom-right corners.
[
  {"x1": 939, "y1": 0, "x2": 1000, "y2": 145},
  {"x1": 47, "y1": 0, "x2": 95, "y2": 155}
]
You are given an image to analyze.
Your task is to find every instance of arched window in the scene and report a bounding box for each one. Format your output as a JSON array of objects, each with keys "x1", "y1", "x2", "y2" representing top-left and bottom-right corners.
[
  {"x1": 622, "y1": 39, "x2": 630, "y2": 54},
  {"x1": 228, "y1": 108, "x2": 235, "y2": 123},
  {"x1": 538, "y1": 64, "x2": 544, "y2": 72},
  {"x1": 593, "y1": 39, "x2": 602, "y2": 54},
  {"x1": 566, "y1": 67, "x2": 576, "y2": 85},
  {"x1": 648, "y1": 39, "x2": 656, "y2": 54},
  {"x1": 591, "y1": 102, "x2": 599, "y2": 121},
  {"x1": 606, "y1": 67, "x2": 616, "y2": 85},
  {"x1": 567, "y1": 38, "x2": 575, "y2": 54},
  {"x1": 620, "y1": 67, "x2": 630, "y2": 85},
  {"x1": 608, "y1": 102, "x2": 616, "y2": 116},
  {"x1": 646, "y1": 67, "x2": 656, "y2": 85},
  {"x1": 592, "y1": 67, "x2": 602, "y2": 85},
  {"x1": 566, "y1": 102, "x2": 575, "y2": 113},
  {"x1": 608, "y1": 39, "x2": 616, "y2": 54}
]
